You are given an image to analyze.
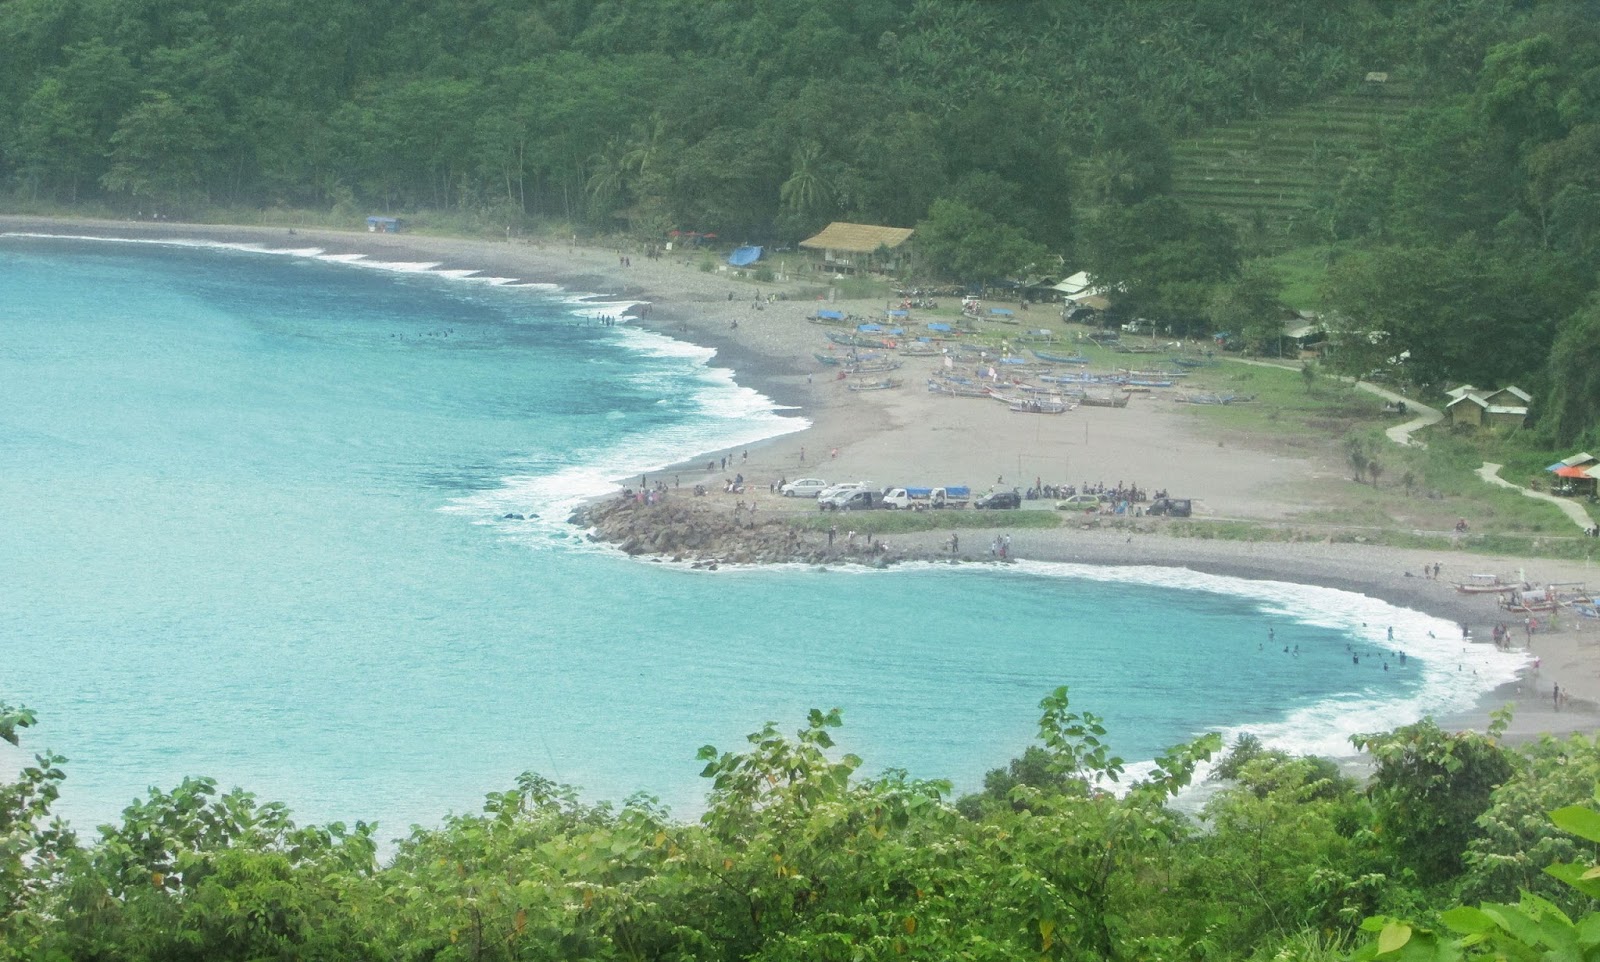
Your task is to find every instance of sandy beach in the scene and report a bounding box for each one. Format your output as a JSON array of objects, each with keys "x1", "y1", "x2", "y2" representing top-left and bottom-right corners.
[{"x1": 8, "y1": 214, "x2": 1597, "y2": 742}]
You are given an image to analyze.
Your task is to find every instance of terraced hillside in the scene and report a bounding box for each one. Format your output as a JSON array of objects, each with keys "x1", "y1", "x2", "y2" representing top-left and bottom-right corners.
[{"x1": 1170, "y1": 79, "x2": 1423, "y2": 246}]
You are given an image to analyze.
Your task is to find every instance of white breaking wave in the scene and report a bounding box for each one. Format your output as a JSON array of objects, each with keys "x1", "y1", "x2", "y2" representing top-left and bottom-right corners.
[
  {"x1": 676, "y1": 556, "x2": 1529, "y2": 799},
  {"x1": 6, "y1": 230, "x2": 808, "y2": 546},
  {"x1": 1007, "y1": 559, "x2": 1527, "y2": 793}
]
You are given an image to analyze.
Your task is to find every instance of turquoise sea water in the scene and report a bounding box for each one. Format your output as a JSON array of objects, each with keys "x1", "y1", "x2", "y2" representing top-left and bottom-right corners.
[{"x1": 0, "y1": 235, "x2": 1525, "y2": 837}]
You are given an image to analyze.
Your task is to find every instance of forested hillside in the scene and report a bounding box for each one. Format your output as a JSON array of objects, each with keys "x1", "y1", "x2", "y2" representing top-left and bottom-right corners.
[
  {"x1": 4, "y1": 0, "x2": 1599, "y2": 440},
  {"x1": 0, "y1": 0, "x2": 1475, "y2": 233}
]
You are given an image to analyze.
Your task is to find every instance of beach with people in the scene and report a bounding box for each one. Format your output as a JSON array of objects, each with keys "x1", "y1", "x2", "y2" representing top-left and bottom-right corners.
[{"x1": 8, "y1": 214, "x2": 1597, "y2": 744}]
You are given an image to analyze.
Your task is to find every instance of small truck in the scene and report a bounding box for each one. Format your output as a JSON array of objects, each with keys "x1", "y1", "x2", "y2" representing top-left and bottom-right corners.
[{"x1": 881, "y1": 486, "x2": 972, "y2": 510}]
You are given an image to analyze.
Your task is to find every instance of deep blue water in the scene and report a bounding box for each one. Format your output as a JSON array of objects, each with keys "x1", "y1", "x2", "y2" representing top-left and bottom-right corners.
[{"x1": 0, "y1": 235, "x2": 1523, "y2": 838}]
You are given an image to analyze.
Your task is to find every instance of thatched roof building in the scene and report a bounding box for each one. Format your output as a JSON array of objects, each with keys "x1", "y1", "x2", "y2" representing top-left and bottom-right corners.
[{"x1": 800, "y1": 222, "x2": 914, "y2": 273}]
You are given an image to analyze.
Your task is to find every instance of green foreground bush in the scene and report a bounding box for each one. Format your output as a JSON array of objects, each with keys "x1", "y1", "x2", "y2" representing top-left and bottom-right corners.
[{"x1": 8, "y1": 692, "x2": 1600, "y2": 961}]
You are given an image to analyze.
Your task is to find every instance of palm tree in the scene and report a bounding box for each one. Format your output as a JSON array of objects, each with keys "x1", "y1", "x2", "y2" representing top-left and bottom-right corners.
[
  {"x1": 585, "y1": 136, "x2": 629, "y2": 213},
  {"x1": 622, "y1": 116, "x2": 666, "y2": 180},
  {"x1": 779, "y1": 142, "x2": 833, "y2": 215}
]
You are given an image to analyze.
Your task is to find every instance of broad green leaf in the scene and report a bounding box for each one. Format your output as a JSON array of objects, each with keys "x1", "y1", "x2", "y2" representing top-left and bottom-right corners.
[
  {"x1": 1441, "y1": 906, "x2": 1495, "y2": 935},
  {"x1": 1551, "y1": 805, "x2": 1600, "y2": 844},
  {"x1": 1545, "y1": 862, "x2": 1600, "y2": 900},
  {"x1": 1378, "y1": 920, "x2": 1413, "y2": 954},
  {"x1": 1577, "y1": 912, "x2": 1600, "y2": 948}
]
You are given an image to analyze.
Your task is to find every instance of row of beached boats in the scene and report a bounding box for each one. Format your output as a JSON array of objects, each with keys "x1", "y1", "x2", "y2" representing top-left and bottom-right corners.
[
  {"x1": 1451, "y1": 574, "x2": 1595, "y2": 614},
  {"x1": 813, "y1": 325, "x2": 1221, "y2": 402}
]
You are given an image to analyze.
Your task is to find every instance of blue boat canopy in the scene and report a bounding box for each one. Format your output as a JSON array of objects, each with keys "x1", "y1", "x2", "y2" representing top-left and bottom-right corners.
[
  {"x1": 816, "y1": 309, "x2": 845, "y2": 320},
  {"x1": 926, "y1": 322, "x2": 952, "y2": 332},
  {"x1": 857, "y1": 324, "x2": 883, "y2": 332},
  {"x1": 989, "y1": 308, "x2": 1014, "y2": 316},
  {"x1": 886, "y1": 309, "x2": 908, "y2": 317},
  {"x1": 726, "y1": 245, "x2": 762, "y2": 266}
]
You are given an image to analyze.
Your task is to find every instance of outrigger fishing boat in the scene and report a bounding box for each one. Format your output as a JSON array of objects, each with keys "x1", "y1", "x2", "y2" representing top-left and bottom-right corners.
[
  {"x1": 1032, "y1": 349, "x2": 1091, "y2": 365},
  {"x1": 1501, "y1": 583, "x2": 1590, "y2": 612},
  {"x1": 1452, "y1": 574, "x2": 1523, "y2": 594},
  {"x1": 1078, "y1": 392, "x2": 1131, "y2": 408},
  {"x1": 1009, "y1": 397, "x2": 1074, "y2": 414},
  {"x1": 826, "y1": 330, "x2": 892, "y2": 349},
  {"x1": 849, "y1": 377, "x2": 903, "y2": 392},
  {"x1": 926, "y1": 379, "x2": 992, "y2": 398},
  {"x1": 844, "y1": 359, "x2": 903, "y2": 374}
]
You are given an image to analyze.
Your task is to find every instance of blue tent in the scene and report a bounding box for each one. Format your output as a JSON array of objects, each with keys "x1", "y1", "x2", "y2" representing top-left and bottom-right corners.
[{"x1": 727, "y1": 245, "x2": 762, "y2": 267}]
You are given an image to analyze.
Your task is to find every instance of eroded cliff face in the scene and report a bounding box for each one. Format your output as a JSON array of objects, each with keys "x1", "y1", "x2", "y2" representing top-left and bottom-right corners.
[{"x1": 572, "y1": 495, "x2": 907, "y2": 567}]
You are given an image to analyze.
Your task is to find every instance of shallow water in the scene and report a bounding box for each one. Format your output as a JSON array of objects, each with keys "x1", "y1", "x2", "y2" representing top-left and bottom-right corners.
[{"x1": 0, "y1": 235, "x2": 1524, "y2": 836}]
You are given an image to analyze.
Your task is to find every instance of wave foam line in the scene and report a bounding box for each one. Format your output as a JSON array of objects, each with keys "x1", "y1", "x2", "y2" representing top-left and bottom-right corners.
[
  {"x1": 2, "y1": 232, "x2": 567, "y2": 290},
  {"x1": 1008, "y1": 559, "x2": 1527, "y2": 755}
]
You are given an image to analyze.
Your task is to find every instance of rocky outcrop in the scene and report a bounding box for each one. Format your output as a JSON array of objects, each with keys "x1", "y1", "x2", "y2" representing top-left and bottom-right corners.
[{"x1": 571, "y1": 495, "x2": 924, "y2": 567}]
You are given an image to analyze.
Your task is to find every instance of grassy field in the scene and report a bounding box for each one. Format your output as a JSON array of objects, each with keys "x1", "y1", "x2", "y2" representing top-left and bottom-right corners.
[{"x1": 1170, "y1": 359, "x2": 1384, "y2": 436}]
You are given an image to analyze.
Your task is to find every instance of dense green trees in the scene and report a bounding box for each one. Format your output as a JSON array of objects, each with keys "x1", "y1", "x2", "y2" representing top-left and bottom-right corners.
[
  {"x1": 9, "y1": 688, "x2": 1600, "y2": 961},
  {"x1": 2, "y1": 0, "x2": 1597, "y2": 437},
  {"x1": 0, "y1": 0, "x2": 1493, "y2": 237}
]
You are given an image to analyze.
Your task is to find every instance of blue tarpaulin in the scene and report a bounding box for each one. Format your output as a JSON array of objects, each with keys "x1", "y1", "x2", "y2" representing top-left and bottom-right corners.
[
  {"x1": 858, "y1": 324, "x2": 883, "y2": 332},
  {"x1": 816, "y1": 309, "x2": 845, "y2": 320},
  {"x1": 989, "y1": 308, "x2": 1014, "y2": 316},
  {"x1": 886, "y1": 309, "x2": 908, "y2": 317},
  {"x1": 926, "y1": 322, "x2": 952, "y2": 332},
  {"x1": 727, "y1": 245, "x2": 763, "y2": 266}
]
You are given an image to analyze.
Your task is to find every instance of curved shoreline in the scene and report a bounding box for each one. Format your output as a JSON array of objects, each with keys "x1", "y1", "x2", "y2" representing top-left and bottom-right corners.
[{"x1": 8, "y1": 215, "x2": 1598, "y2": 746}]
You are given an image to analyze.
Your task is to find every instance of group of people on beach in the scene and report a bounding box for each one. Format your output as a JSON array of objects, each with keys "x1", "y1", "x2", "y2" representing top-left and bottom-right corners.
[{"x1": 1027, "y1": 480, "x2": 1158, "y2": 502}]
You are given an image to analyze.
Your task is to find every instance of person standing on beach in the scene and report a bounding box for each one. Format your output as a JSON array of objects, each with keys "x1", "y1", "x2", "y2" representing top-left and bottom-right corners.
[{"x1": 1554, "y1": 683, "x2": 1561, "y2": 709}]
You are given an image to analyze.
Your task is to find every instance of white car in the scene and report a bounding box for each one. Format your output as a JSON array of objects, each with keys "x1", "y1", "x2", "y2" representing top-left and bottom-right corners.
[
  {"x1": 816, "y1": 481, "x2": 873, "y2": 501},
  {"x1": 1055, "y1": 493, "x2": 1108, "y2": 510},
  {"x1": 779, "y1": 478, "x2": 830, "y2": 498}
]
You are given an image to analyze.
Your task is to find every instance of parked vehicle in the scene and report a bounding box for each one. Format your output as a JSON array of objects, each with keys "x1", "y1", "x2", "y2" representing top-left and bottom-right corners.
[
  {"x1": 816, "y1": 481, "x2": 874, "y2": 502},
  {"x1": 882, "y1": 486, "x2": 972, "y2": 510},
  {"x1": 974, "y1": 490, "x2": 1022, "y2": 510},
  {"x1": 1147, "y1": 497, "x2": 1192, "y2": 517},
  {"x1": 1055, "y1": 493, "x2": 1107, "y2": 510},
  {"x1": 779, "y1": 478, "x2": 830, "y2": 498},
  {"x1": 820, "y1": 489, "x2": 880, "y2": 511}
]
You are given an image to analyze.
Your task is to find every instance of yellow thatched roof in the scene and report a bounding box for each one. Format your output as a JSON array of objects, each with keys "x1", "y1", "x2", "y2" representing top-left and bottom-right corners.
[{"x1": 799, "y1": 222, "x2": 915, "y2": 254}]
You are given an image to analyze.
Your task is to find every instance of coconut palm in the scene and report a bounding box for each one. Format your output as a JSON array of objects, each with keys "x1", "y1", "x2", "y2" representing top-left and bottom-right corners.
[{"x1": 779, "y1": 142, "x2": 833, "y2": 215}]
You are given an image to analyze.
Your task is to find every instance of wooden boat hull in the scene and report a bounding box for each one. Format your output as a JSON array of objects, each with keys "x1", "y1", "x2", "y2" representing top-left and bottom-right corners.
[
  {"x1": 1032, "y1": 350, "x2": 1091, "y2": 364},
  {"x1": 849, "y1": 377, "x2": 903, "y2": 392}
]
